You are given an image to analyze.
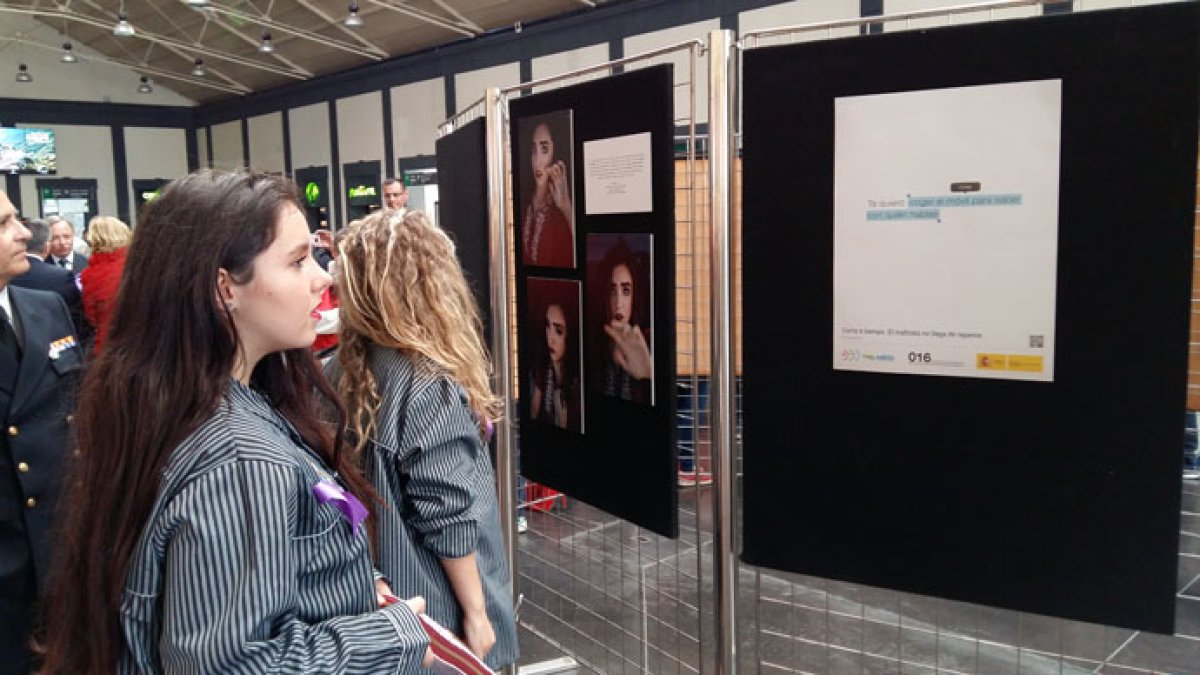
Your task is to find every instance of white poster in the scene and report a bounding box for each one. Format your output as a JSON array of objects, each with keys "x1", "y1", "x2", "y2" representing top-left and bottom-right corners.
[
  {"x1": 832, "y1": 79, "x2": 1061, "y2": 382},
  {"x1": 583, "y1": 132, "x2": 653, "y2": 215}
]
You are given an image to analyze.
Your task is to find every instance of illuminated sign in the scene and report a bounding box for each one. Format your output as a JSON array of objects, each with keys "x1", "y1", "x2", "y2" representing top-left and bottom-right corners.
[
  {"x1": 140, "y1": 189, "x2": 161, "y2": 202},
  {"x1": 304, "y1": 181, "x2": 321, "y2": 206},
  {"x1": 347, "y1": 184, "x2": 377, "y2": 199}
]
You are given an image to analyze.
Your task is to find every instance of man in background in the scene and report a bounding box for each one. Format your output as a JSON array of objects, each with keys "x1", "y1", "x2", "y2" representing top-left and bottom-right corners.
[
  {"x1": 11, "y1": 219, "x2": 80, "y2": 307},
  {"x1": 0, "y1": 191, "x2": 83, "y2": 673},
  {"x1": 45, "y1": 218, "x2": 87, "y2": 273},
  {"x1": 383, "y1": 177, "x2": 409, "y2": 213}
]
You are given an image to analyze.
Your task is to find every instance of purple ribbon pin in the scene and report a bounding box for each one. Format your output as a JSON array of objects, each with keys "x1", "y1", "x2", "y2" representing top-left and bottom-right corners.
[{"x1": 312, "y1": 481, "x2": 367, "y2": 535}]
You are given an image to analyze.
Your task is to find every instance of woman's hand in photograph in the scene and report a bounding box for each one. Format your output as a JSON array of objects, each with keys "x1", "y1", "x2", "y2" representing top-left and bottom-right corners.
[
  {"x1": 548, "y1": 160, "x2": 572, "y2": 218},
  {"x1": 462, "y1": 611, "x2": 497, "y2": 659},
  {"x1": 605, "y1": 323, "x2": 653, "y2": 380}
]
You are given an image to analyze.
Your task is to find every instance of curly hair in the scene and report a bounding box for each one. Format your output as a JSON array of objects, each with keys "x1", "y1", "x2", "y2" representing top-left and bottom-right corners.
[{"x1": 336, "y1": 209, "x2": 500, "y2": 453}]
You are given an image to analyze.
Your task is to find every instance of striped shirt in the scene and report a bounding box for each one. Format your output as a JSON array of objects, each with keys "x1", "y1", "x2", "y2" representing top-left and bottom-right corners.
[
  {"x1": 119, "y1": 379, "x2": 430, "y2": 674},
  {"x1": 327, "y1": 347, "x2": 519, "y2": 669}
]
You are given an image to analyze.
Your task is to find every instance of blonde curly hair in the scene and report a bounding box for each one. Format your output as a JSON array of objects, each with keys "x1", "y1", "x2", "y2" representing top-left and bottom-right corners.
[{"x1": 336, "y1": 209, "x2": 500, "y2": 452}]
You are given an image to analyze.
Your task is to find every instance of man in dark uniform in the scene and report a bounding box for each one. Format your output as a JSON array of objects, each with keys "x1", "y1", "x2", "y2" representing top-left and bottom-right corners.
[{"x1": 0, "y1": 191, "x2": 82, "y2": 673}]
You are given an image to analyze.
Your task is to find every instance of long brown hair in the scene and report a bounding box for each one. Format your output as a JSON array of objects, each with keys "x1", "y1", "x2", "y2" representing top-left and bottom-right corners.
[
  {"x1": 38, "y1": 171, "x2": 373, "y2": 673},
  {"x1": 336, "y1": 209, "x2": 501, "y2": 455}
]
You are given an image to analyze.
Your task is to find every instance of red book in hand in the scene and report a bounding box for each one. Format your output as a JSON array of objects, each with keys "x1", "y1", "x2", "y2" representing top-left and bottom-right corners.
[{"x1": 418, "y1": 613, "x2": 493, "y2": 675}]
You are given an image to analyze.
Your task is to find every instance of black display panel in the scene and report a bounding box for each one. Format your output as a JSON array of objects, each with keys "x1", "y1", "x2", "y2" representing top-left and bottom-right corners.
[
  {"x1": 511, "y1": 65, "x2": 678, "y2": 538},
  {"x1": 435, "y1": 118, "x2": 491, "y2": 342},
  {"x1": 741, "y1": 4, "x2": 1198, "y2": 633}
]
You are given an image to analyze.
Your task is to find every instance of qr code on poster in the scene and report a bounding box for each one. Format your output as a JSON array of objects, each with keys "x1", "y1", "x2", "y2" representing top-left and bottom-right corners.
[{"x1": 1029, "y1": 335, "x2": 1044, "y2": 348}]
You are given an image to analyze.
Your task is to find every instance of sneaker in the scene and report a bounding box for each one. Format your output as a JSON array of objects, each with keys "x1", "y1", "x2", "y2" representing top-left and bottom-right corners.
[
  {"x1": 678, "y1": 470, "x2": 696, "y2": 487},
  {"x1": 516, "y1": 516, "x2": 528, "y2": 533}
]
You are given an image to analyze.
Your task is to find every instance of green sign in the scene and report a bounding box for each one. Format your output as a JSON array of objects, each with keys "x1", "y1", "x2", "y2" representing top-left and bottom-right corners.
[
  {"x1": 140, "y1": 189, "x2": 161, "y2": 202},
  {"x1": 304, "y1": 181, "x2": 321, "y2": 206},
  {"x1": 347, "y1": 184, "x2": 377, "y2": 199}
]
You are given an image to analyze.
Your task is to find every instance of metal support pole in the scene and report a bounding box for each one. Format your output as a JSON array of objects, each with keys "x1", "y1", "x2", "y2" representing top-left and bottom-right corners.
[
  {"x1": 485, "y1": 86, "x2": 519, "y2": 675},
  {"x1": 707, "y1": 29, "x2": 738, "y2": 675}
]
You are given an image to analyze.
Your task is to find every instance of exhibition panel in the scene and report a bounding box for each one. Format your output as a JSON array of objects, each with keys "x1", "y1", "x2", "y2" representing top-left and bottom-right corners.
[
  {"x1": 740, "y1": 2, "x2": 1199, "y2": 634},
  {"x1": 509, "y1": 64, "x2": 680, "y2": 539}
]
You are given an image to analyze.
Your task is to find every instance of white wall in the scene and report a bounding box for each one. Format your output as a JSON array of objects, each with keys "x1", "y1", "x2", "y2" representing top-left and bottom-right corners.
[
  {"x1": 247, "y1": 112, "x2": 285, "y2": 175},
  {"x1": 624, "y1": 20, "x2": 719, "y2": 125},
  {"x1": 124, "y1": 127, "x2": 188, "y2": 219},
  {"x1": 531, "y1": 43, "x2": 609, "y2": 92},
  {"x1": 0, "y1": 14, "x2": 193, "y2": 105},
  {"x1": 391, "y1": 78, "x2": 445, "y2": 158},
  {"x1": 739, "y1": 0, "x2": 860, "y2": 44},
  {"x1": 336, "y1": 92, "x2": 385, "y2": 218},
  {"x1": 289, "y1": 101, "x2": 332, "y2": 218},
  {"x1": 15, "y1": 123, "x2": 116, "y2": 220},
  {"x1": 881, "y1": 0, "x2": 1038, "y2": 30},
  {"x1": 454, "y1": 63, "x2": 520, "y2": 112},
  {"x1": 209, "y1": 120, "x2": 244, "y2": 171}
]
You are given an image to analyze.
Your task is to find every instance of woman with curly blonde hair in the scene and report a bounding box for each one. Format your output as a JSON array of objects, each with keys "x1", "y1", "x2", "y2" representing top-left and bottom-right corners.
[
  {"x1": 326, "y1": 208, "x2": 518, "y2": 668},
  {"x1": 80, "y1": 215, "x2": 133, "y2": 354}
]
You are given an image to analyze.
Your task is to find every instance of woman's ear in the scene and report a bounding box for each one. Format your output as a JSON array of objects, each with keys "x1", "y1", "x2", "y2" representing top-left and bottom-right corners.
[{"x1": 216, "y1": 268, "x2": 237, "y2": 312}]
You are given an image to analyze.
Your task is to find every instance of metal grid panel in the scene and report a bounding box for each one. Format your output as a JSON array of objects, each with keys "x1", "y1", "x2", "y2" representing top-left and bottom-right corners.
[
  {"x1": 495, "y1": 40, "x2": 714, "y2": 675},
  {"x1": 737, "y1": 2, "x2": 1200, "y2": 673}
]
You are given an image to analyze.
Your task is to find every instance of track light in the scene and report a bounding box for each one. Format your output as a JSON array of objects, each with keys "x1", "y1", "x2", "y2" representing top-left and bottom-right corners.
[
  {"x1": 113, "y1": 13, "x2": 135, "y2": 37},
  {"x1": 137, "y1": 75, "x2": 152, "y2": 94},
  {"x1": 259, "y1": 31, "x2": 274, "y2": 53},
  {"x1": 61, "y1": 42, "x2": 77, "y2": 63},
  {"x1": 15, "y1": 63, "x2": 32, "y2": 83},
  {"x1": 344, "y1": 3, "x2": 363, "y2": 27},
  {"x1": 191, "y1": 57, "x2": 206, "y2": 76}
]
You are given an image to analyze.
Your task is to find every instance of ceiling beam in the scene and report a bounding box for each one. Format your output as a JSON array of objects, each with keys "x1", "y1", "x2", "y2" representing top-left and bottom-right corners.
[
  {"x1": 365, "y1": 0, "x2": 477, "y2": 38},
  {"x1": 0, "y1": 35, "x2": 248, "y2": 95},
  {"x1": 0, "y1": 5, "x2": 311, "y2": 79},
  {"x1": 430, "y1": 0, "x2": 483, "y2": 33},
  {"x1": 204, "y1": 11, "x2": 314, "y2": 77},
  {"x1": 203, "y1": 3, "x2": 388, "y2": 60}
]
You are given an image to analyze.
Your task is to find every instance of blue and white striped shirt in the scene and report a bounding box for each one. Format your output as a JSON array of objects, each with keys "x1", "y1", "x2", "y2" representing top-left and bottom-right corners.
[
  {"x1": 327, "y1": 347, "x2": 519, "y2": 669},
  {"x1": 119, "y1": 380, "x2": 429, "y2": 674}
]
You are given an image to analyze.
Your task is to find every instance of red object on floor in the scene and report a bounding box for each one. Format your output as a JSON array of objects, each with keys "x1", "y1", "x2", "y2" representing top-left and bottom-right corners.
[{"x1": 525, "y1": 482, "x2": 566, "y2": 511}]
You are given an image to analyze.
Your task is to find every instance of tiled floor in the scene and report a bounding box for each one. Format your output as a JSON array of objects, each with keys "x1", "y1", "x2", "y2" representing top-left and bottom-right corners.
[{"x1": 514, "y1": 476, "x2": 1200, "y2": 674}]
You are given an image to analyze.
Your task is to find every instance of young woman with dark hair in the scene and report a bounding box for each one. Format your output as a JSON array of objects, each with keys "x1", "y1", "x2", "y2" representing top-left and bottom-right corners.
[
  {"x1": 520, "y1": 114, "x2": 574, "y2": 268},
  {"x1": 595, "y1": 237, "x2": 652, "y2": 404},
  {"x1": 38, "y1": 171, "x2": 431, "y2": 674},
  {"x1": 529, "y1": 280, "x2": 582, "y2": 432}
]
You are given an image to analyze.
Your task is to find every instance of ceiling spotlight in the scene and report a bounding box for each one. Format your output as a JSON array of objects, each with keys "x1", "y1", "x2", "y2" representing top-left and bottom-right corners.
[
  {"x1": 15, "y1": 63, "x2": 32, "y2": 83},
  {"x1": 61, "y1": 42, "x2": 77, "y2": 63},
  {"x1": 137, "y1": 75, "x2": 152, "y2": 94},
  {"x1": 259, "y1": 31, "x2": 274, "y2": 53},
  {"x1": 191, "y1": 57, "x2": 206, "y2": 76},
  {"x1": 182, "y1": 0, "x2": 211, "y2": 7},
  {"x1": 113, "y1": 13, "x2": 135, "y2": 37},
  {"x1": 344, "y1": 3, "x2": 363, "y2": 27}
]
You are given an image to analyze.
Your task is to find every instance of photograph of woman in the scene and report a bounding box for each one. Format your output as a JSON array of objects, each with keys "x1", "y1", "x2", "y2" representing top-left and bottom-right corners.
[
  {"x1": 527, "y1": 277, "x2": 584, "y2": 432},
  {"x1": 587, "y1": 234, "x2": 655, "y2": 405},
  {"x1": 327, "y1": 209, "x2": 519, "y2": 669},
  {"x1": 518, "y1": 110, "x2": 575, "y2": 268},
  {"x1": 39, "y1": 171, "x2": 431, "y2": 674}
]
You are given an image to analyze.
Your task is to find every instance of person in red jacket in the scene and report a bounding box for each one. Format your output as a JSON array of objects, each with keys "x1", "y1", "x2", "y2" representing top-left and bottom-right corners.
[{"x1": 80, "y1": 215, "x2": 131, "y2": 355}]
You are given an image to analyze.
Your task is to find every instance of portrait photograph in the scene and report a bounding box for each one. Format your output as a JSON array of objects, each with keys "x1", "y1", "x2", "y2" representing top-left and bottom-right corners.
[
  {"x1": 585, "y1": 233, "x2": 655, "y2": 405},
  {"x1": 526, "y1": 277, "x2": 585, "y2": 433},
  {"x1": 517, "y1": 109, "x2": 576, "y2": 268}
]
